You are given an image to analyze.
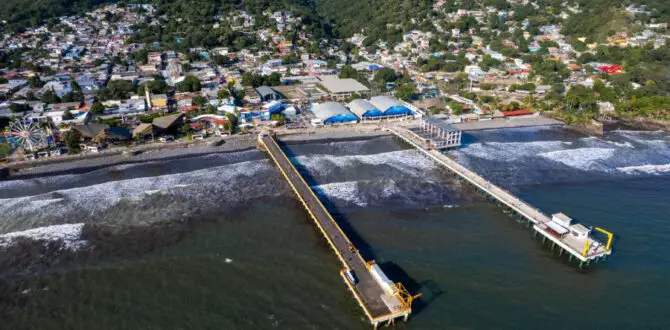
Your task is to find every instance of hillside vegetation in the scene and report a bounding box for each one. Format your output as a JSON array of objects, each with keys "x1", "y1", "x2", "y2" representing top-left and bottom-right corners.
[{"x1": 0, "y1": 0, "x2": 112, "y2": 32}]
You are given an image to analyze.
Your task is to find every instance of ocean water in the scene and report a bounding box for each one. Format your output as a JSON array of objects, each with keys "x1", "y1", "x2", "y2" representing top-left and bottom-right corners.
[{"x1": 0, "y1": 127, "x2": 669, "y2": 329}]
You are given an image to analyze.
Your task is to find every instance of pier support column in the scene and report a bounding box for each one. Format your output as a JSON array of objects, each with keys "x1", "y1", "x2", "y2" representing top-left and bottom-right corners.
[
  {"x1": 559, "y1": 248, "x2": 563, "y2": 256},
  {"x1": 551, "y1": 242, "x2": 555, "y2": 251},
  {"x1": 569, "y1": 255, "x2": 574, "y2": 262},
  {"x1": 542, "y1": 236, "x2": 546, "y2": 244},
  {"x1": 404, "y1": 313, "x2": 409, "y2": 322},
  {"x1": 587, "y1": 260, "x2": 591, "y2": 266},
  {"x1": 373, "y1": 322, "x2": 378, "y2": 330},
  {"x1": 579, "y1": 261, "x2": 584, "y2": 269},
  {"x1": 533, "y1": 230, "x2": 538, "y2": 238}
]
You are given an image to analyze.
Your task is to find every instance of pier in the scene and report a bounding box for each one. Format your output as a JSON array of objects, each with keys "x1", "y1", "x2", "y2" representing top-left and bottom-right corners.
[
  {"x1": 385, "y1": 126, "x2": 613, "y2": 267},
  {"x1": 258, "y1": 132, "x2": 420, "y2": 329}
]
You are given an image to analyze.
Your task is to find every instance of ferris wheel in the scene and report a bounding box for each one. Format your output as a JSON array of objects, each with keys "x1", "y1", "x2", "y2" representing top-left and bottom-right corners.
[{"x1": 7, "y1": 121, "x2": 45, "y2": 151}]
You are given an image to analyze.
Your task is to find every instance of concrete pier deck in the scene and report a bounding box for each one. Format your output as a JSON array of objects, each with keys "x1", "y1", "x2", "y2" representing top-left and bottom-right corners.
[
  {"x1": 453, "y1": 115, "x2": 563, "y2": 131},
  {"x1": 258, "y1": 132, "x2": 417, "y2": 328},
  {"x1": 385, "y1": 126, "x2": 612, "y2": 265}
]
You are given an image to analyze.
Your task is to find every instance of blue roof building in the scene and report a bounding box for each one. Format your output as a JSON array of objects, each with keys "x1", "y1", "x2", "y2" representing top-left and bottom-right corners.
[
  {"x1": 369, "y1": 96, "x2": 414, "y2": 117},
  {"x1": 312, "y1": 102, "x2": 357, "y2": 124},
  {"x1": 348, "y1": 99, "x2": 382, "y2": 120}
]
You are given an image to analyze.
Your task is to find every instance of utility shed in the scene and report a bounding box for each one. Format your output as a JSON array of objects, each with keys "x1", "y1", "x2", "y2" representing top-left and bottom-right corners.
[{"x1": 255, "y1": 86, "x2": 282, "y2": 102}]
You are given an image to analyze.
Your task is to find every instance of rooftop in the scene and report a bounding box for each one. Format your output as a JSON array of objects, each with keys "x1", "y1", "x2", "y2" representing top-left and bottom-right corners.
[{"x1": 318, "y1": 76, "x2": 370, "y2": 94}]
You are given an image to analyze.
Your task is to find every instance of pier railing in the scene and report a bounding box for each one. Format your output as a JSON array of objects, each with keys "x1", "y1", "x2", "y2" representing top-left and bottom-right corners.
[
  {"x1": 258, "y1": 132, "x2": 417, "y2": 328},
  {"x1": 385, "y1": 125, "x2": 613, "y2": 265}
]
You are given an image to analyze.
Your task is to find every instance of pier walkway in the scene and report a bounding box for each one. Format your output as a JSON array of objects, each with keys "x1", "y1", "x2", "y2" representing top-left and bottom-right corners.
[
  {"x1": 385, "y1": 126, "x2": 612, "y2": 265},
  {"x1": 258, "y1": 132, "x2": 418, "y2": 328}
]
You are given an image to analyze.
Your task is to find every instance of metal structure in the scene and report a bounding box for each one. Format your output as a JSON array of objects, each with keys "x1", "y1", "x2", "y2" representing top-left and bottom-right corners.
[
  {"x1": 386, "y1": 125, "x2": 614, "y2": 268},
  {"x1": 258, "y1": 132, "x2": 419, "y2": 328},
  {"x1": 7, "y1": 121, "x2": 45, "y2": 151}
]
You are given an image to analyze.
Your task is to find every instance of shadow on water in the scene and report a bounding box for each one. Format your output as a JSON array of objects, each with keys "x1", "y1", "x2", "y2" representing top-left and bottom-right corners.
[
  {"x1": 459, "y1": 132, "x2": 480, "y2": 148},
  {"x1": 277, "y1": 140, "x2": 377, "y2": 261},
  {"x1": 379, "y1": 262, "x2": 444, "y2": 316},
  {"x1": 277, "y1": 140, "x2": 439, "y2": 315}
]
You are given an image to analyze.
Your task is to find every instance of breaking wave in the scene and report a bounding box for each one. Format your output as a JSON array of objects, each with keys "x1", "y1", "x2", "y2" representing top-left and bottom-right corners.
[
  {"x1": 291, "y1": 150, "x2": 439, "y2": 179},
  {"x1": 0, "y1": 159, "x2": 282, "y2": 233},
  {"x1": 0, "y1": 223, "x2": 87, "y2": 252},
  {"x1": 617, "y1": 164, "x2": 670, "y2": 175},
  {"x1": 311, "y1": 179, "x2": 467, "y2": 209},
  {"x1": 451, "y1": 128, "x2": 670, "y2": 185},
  {"x1": 539, "y1": 148, "x2": 617, "y2": 170},
  {"x1": 459, "y1": 140, "x2": 573, "y2": 161}
]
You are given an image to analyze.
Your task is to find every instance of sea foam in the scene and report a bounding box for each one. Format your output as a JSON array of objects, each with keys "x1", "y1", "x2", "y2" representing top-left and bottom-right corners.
[{"x1": 0, "y1": 223, "x2": 87, "y2": 251}]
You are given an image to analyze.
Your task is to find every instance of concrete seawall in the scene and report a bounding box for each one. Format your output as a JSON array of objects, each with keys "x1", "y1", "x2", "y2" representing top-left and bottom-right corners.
[{"x1": 453, "y1": 115, "x2": 563, "y2": 131}]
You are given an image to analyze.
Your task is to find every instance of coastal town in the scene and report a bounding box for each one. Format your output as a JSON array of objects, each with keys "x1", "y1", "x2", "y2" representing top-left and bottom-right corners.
[{"x1": 1, "y1": 2, "x2": 669, "y2": 162}]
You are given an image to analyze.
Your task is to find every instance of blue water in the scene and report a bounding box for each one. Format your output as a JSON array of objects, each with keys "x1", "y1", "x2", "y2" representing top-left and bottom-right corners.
[{"x1": 1, "y1": 127, "x2": 669, "y2": 329}]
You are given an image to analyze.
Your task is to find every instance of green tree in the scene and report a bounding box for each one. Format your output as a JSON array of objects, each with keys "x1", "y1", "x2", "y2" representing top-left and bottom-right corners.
[
  {"x1": 96, "y1": 80, "x2": 136, "y2": 101},
  {"x1": 374, "y1": 67, "x2": 398, "y2": 84},
  {"x1": 28, "y1": 75, "x2": 43, "y2": 88},
  {"x1": 449, "y1": 102, "x2": 463, "y2": 115},
  {"x1": 339, "y1": 65, "x2": 358, "y2": 79},
  {"x1": 282, "y1": 52, "x2": 300, "y2": 65},
  {"x1": 242, "y1": 72, "x2": 263, "y2": 88},
  {"x1": 193, "y1": 95, "x2": 208, "y2": 107},
  {"x1": 266, "y1": 72, "x2": 281, "y2": 86},
  {"x1": 270, "y1": 113, "x2": 286, "y2": 124},
  {"x1": 177, "y1": 76, "x2": 202, "y2": 92},
  {"x1": 9, "y1": 103, "x2": 30, "y2": 113},
  {"x1": 41, "y1": 89, "x2": 60, "y2": 104},
  {"x1": 0, "y1": 143, "x2": 11, "y2": 158},
  {"x1": 63, "y1": 109, "x2": 74, "y2": 120},
  {"x1": 63, "y1": 130, "x2": 82, "y2": 154},
  {"x1": 224, "y1": 112, "x2": 238, "y2": 132},
  {"x1": 396, "y1": 83, "x2": 415, "y2": 101},
  {"x1": 70, "y1": 79, "x2": 81, "y2": 92},
  {"x1": 217, "y1": 88, "x2": 230, "y2": 101},
  {"x1": 90, "y1": 101, "x2": 106, "y2": 115}
]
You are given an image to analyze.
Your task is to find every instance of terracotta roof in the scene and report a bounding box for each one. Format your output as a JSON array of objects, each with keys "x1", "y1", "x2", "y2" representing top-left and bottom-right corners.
[{"x1": 501, "y1": 109, "x2": 533, "y2": 117}]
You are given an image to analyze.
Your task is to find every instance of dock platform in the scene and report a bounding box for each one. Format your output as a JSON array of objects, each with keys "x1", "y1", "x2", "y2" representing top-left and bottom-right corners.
[
  {"x1": 258, "y1": 132, "x2": 420, "y2": 328},
  {"x1": 385, "y1": 126, "x2": 613, "y2": 267}
]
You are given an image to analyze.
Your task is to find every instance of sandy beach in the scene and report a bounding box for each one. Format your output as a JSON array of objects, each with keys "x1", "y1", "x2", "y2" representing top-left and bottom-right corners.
[{"x1": 2, "y1": 126, "x2": 393, "y2": 180}]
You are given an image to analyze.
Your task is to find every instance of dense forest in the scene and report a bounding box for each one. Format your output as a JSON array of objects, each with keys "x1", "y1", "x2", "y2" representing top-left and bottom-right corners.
[
  {"x1": 0, "y1": 0, "x2": 115, "y2": 32},
  {"x1": 563, "y1": 0, "x2": 670, "y2": 41},
  {"x1": 3, "y1": 0, "x2": 670, "y2": 41}
]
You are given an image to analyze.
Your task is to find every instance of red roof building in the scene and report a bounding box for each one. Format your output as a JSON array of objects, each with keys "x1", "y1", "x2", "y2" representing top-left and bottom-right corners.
[
  {"x1": 598, "y1": 65, "x2": 623, "y2": 75},
  {"x1": 501, "y1": 109, "x2": 534, "y2": 117}
]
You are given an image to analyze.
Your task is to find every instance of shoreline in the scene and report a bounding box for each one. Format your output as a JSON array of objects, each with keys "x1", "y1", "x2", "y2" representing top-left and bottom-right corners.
[
  {"x1": 1, "y1": 127, "x2": 392, "y2": 180},
  {"x1": 452, "y1": 115, "x2": 564, "y2": 131},
  {"x1": 3, "y1": 115, "x2": 663, "y2": 178}
]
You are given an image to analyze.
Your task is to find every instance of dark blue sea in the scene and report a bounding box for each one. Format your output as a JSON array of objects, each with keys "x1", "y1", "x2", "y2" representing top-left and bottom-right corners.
[{"x1": 0, "y1": 127, "x2": 668, "y2": 329}]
